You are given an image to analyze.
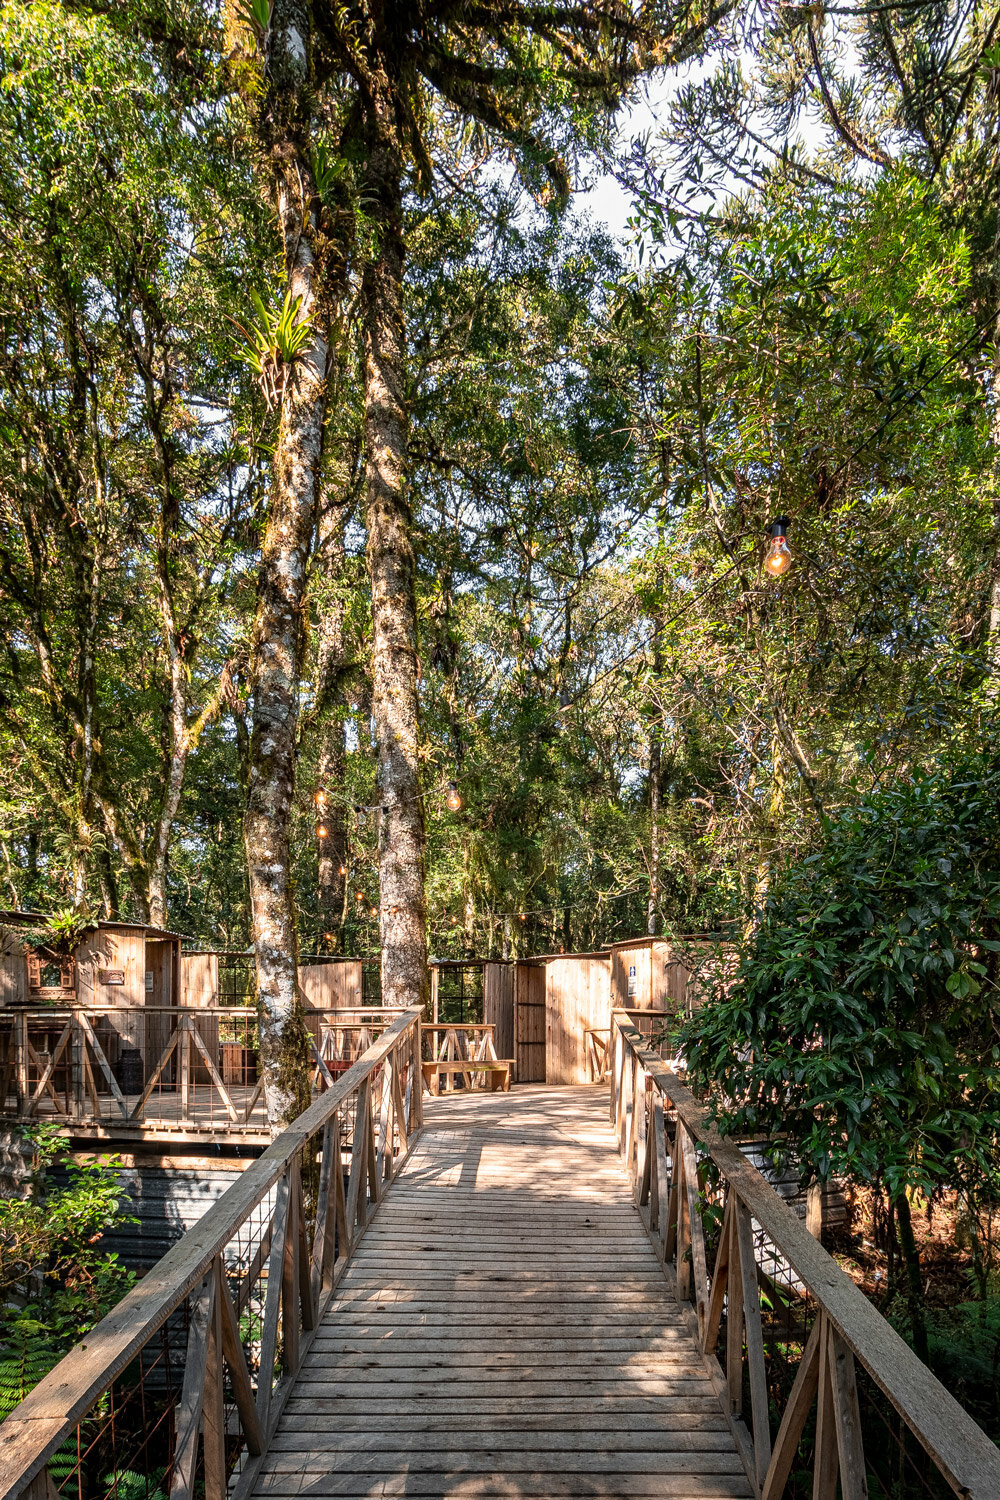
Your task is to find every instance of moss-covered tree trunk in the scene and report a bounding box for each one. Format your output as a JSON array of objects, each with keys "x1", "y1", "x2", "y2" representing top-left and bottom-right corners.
[
  {"x1": 244, "y1": 0, "x2": 327, "y2": 1127},
  {"x1": 894, "y1": 1192, "x2": 930, "y2": 1364},
  {"x1": 315, "y1": 476, "x2": 352, "y2": 948},
  {"x1": 361, "y1": 95, "x2": 428, "y2": 1013}
]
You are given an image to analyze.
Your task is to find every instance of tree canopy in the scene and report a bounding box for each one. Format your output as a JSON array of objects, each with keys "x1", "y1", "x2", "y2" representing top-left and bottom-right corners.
[{"x1": 2, "y1": 0, "x2": 1000, "y2": 1132}]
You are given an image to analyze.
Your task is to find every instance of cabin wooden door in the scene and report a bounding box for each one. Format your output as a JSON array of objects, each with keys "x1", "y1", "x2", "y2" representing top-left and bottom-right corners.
[
  {"x1": 483, "y1": 963, "x2": 514, "y2": 1061},
  {"x1": 513, "y1": 962, "x2": 545, "y2": 1082}
]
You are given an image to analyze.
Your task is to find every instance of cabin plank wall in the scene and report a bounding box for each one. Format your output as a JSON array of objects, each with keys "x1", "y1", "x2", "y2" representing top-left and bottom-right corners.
[
  {"x1": 53, "y1": 1153, "x2": 258, "y2": 1270},
  {"x1": 182, "y1": 954, "x2": 218, "y2": 1007},
  {"x1": 0, "y1": 956, "x2": 25, "y2": 1006},
  {"x1": 299, "y1": 962, "x2": 363, "y2": 1012},
  {"x1": 545, "y1": 957, "x2": 611, "y2": 1085}
]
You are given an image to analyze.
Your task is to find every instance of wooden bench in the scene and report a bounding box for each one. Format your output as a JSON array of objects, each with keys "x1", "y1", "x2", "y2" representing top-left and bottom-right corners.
[{"x1": 421, "y1": 1058, "x2": 512, "y2": 1095}]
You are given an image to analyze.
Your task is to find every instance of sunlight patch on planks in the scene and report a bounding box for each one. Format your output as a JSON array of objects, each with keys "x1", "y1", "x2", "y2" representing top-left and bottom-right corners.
[{"x1": 250, "y1": 1085, "x2": 751, "y2": 1500}]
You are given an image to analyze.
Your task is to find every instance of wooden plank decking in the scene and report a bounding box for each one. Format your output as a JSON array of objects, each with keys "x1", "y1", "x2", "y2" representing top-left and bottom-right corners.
[{"x1": 252, "y1": 1086, "x2": 752, "y2": 1499}]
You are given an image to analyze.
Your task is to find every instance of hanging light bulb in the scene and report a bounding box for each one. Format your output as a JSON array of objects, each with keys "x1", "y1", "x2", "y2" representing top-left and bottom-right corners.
[
  {"x1": 450, "y1": 915, "x2": 458, "y2": 925},
  {"x1": 763, "y1": 517, "x2": 793, "y2": 578},
  {"x1": 445, "y1": 781, "x2": 463, "y2": 812},
  {"x1": 369, "y1": 905, "x2": 378, "y2": 918},
  {"x1": 315, "y1": 823, "x2": 328, "y2": 838},
  {"x1": 355, "y1": 890, "x2": 365, "y2": 904},
  {"x1": 518, "y1": 913, "x2": 526, "y2": 923},
  {"x1": 313, "y1": 788, "x2": 327, "y2": 809},
  {"x1": 338, "y1": 864, "x2": 347, "y2": 876}
]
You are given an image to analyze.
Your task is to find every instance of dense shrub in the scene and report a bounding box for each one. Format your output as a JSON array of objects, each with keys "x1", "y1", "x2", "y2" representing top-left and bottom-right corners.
[
  {"x1": 683, "y1": 750, "x2": 1000, "y2": 1201},
  {"x1": 0, "y1": 1125, "x2": 135, "y2": 1419}
]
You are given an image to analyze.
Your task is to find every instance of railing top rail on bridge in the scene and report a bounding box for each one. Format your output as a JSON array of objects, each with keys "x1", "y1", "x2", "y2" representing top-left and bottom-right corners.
[
  {"x1": 610, "y1": 1008, "x2": 1000, "y2": 1500},
  {"x1": 0, "y1": 1005, "x2": 424, "y2": 1500}
]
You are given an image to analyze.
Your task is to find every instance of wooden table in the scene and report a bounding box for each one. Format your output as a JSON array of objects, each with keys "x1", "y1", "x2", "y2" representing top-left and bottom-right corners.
[{"x1": 421, "y1": 1058, "x2": 512, "y2": 1094}]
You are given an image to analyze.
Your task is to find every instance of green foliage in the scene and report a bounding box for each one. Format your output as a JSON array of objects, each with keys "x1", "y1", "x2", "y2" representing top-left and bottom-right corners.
[
  {"x1": 23, "y1": 908, "x2": 97, "y2": 955},
  {"x1": 920, "y1": 1296, "x2": 1000, "y2": 1429},
  {"x1": 233, "y1": 0, "x2": 271, "y2": 43},
  {"x1": 0, "y1": 1126, "x2": 136, "y2": 1420},
  {"x1": 311, "y1": 143, "x2": 348, "y2": 201},
  {"x1": 104, "y1": 1472, "x2": 167, "y2": 1500},
  {"x1": 230, "y1": 290, "x2": 312, "y2": 409},
  {"x1": 0, "y1": 1318, "x2": 60, "y2": 1419},
  {"x1": 683, "y1": 747, "x2": 1000, "y2": 1201}
]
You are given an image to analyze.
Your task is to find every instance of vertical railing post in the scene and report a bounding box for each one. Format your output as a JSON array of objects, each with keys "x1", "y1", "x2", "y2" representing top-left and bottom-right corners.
[
  {"x1": 169, "y1": 1273, "x2": 214, "y2": 1500},
  {"x1": 257, "y1": 1168, "x2": 290, "y2": 1433},
  {"x1": 411, "y1": 1020, "x2": 423, "y2": 1128},
  {"x1": 179, "y1": 1015, "x2": 192, "y2": 1123},
  {"x1": 201, "y1": 1264, "x2": 227, "y2": 1500},
  {"x1": 15, "y1": 1009, "x2": 28, "y2": 1116},
  {"x1": 70, "y1": 1015, "x2": 85, "y2": 1121}
]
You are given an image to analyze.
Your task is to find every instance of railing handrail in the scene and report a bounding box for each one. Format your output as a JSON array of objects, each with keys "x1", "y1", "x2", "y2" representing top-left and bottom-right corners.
[
  {"x1": 0, "y1": 1004, "x2": 405, "y2": 1018},
  {"x1": 611, "y1": 1009, "x2": 1000, "y2": 1499},
  {"x1": 419, "y1": 1021, "x2": 494, "y2": 1031},
  {"x1": 1, "y1": 1005, "x2": 261, "y2": 1017},
  {"x1": 0, "y1": 1005, "x2": 423, "y2": 1500}
]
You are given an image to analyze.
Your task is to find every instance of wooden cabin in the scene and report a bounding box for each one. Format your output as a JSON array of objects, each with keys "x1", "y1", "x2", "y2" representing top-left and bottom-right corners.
[
  {"x1": 1, "y1": 912, "x2": 182, "y2": 1007},
  {"x1": 608, "y1": 934, "x2": 719, "y2": 1015},
  {"x1": 1, "y1": 912, "x2": 182, "y2": 1064},
  {"x1": 421, "y1": 943, "x2": 712, "y2": 1088}
]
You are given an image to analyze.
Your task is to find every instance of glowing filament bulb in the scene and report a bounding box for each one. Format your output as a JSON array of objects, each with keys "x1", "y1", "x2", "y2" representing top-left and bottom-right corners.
[
  {"x1": 338, "y1": 864, "x2": 347, "y2": 876},
  {"x1": 764, "y1": 518, "x2": 792, "y2": 578},
  {"x1": 316, "y1": 824, "x2": 328, "y2": 838},
  {"x1": 445, "y1": 781, "x2": 463, "y2": 812},
  {"x1": 314, "y1": 788, "x2": 327, "y2": 809}
]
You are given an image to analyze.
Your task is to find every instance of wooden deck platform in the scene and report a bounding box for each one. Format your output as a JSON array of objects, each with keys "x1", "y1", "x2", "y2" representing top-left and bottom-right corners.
[{"x1": 251, "y1": 1086, "x2": 752, "y2": 1499}]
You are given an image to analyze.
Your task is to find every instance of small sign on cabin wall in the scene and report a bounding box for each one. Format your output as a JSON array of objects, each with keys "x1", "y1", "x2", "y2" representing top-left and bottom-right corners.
[
  {"x1": 99, "y1": 969, "x2": 125, "y2": 986},
  {"x1": 627, "y1": 963, "x2": 636, "y2": 999},
  {"x1": 145, "y1": 970, "x2": 154, "y2": 993}
]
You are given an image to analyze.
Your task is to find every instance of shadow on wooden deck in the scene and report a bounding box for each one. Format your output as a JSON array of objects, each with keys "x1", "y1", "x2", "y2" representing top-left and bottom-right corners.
[{"x1": 252, "y1": 1085, "x2": 752, "y2": 1499}]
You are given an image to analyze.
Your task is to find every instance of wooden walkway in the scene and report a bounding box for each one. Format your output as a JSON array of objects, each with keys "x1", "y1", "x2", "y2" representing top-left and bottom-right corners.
[{"x1": 252, "y1": 1086, "x2": 752, "y2": 1499}]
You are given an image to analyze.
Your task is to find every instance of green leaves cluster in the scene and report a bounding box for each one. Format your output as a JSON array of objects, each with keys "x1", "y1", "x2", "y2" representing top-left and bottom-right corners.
[
  {"x1": 0, "y1": 1127, "x2": 136, "y2": 1417},
  {"x1": 683, "y1": 748, "x2": 1000, "y2": 1202},
  {"x1": 231, "y1": 289, "x2": 313, "y2": 409}
]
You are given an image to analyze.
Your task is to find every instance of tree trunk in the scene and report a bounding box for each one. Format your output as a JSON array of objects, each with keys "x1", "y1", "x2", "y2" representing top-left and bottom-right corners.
[
  {"x1": 74, "y1": 545, "x2": 100, "y2": 912},
  {"x1": 317, "y1": 723, "x2": 348, "y2": 948},
  {"x1": 148, "y1": 659, "x2": 188, "y2": 928},
  {"x1": 361, "y1": 116, "x2": 428, "y2": 1013},
  {"x1": 314, "y1": 472, "x2": 353, "y2": 950},
  {"x1": 244, "y1": 1, "x2": 328, "y2": 1128},
  {"x1": 984, "y1": 189, "x2": 1000, "y2": 692},
  {"x1": 647, "y1": 735, "x2": 661, "y2": 937},
  {"x1": 894, "y1": 1192, "x2": 930, "y2": 1364},
  {"x1": 95, "y1": 842, "x2": 119, "y2": 920}
]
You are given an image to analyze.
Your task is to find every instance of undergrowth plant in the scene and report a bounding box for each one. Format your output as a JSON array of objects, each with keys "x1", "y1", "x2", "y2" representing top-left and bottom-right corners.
[
  {"x1": 0, "y1": 1125, "x2": 136, "y2": 1422},
  {"x1": 683, "y1": 745, "x2": 1000, "y2": 1359}
]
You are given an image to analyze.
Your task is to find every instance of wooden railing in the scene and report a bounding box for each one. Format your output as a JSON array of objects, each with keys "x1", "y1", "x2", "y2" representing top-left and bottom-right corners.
[
  {"x1": 610, "y1": 1009, "x2": 1000, "y2": 1500},
  {"x1": 0, "y1": 1005, "x2": 410, "y2": 1134},
  {"x1": 420, "y1": 1021, "x2": 497, "y2": 1063},
  {"x1": 306, "y1": 1006, "x2": 401, "y2": 1089},
  {"x1": 0, "y1": 1007, "x2": 423, "y2": 1500},
  {"x1": 419, "y1": 1022, "x2": 510, "y2": 1093},
  {"x1": 587, "y1": 1008, "x2": 678, "y2": 1083}
]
